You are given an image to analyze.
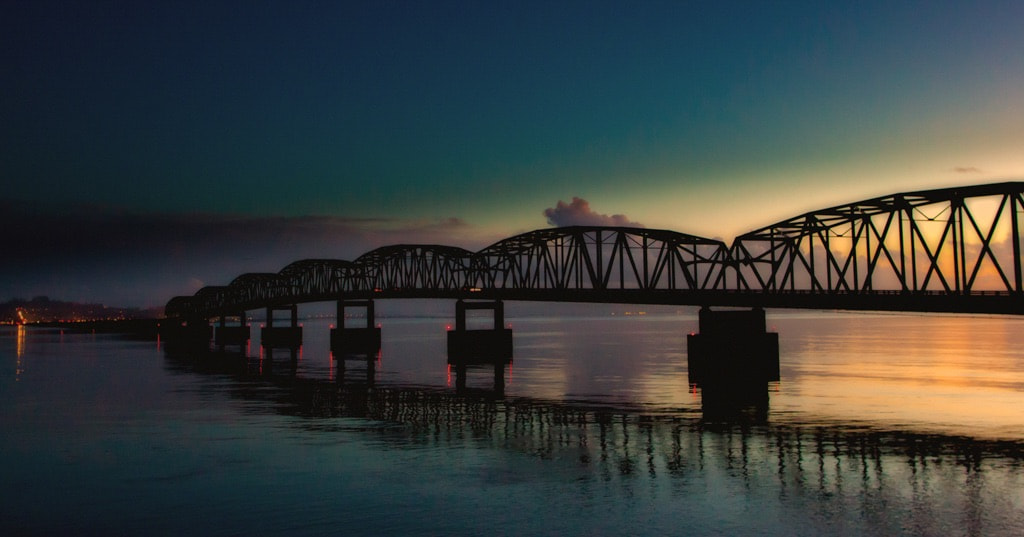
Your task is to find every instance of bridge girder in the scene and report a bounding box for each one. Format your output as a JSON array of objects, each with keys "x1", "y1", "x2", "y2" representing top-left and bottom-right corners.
[
  {"x1": 278, "y1": 259, "x2": 356, "y2": 299},
  {"x1": 353, "y1": 244, "x2": 476, "y2": 293},
  {"x1": 475, "y1": 226, "x2": 728, "y2": 291},
  {"x1": 730, "y1": 182, "x2": 1024, "y2": 294},
  {"x1": 165, "y1": 183, "x2": 1024, "y2": 318}
]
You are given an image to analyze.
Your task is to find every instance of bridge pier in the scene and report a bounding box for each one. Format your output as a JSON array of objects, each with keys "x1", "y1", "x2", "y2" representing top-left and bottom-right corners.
[
  {"x1": 215, "y1": 312, "x2": 250, "y2": 350},
  {"x1": 447, "y1": 299, "x2": 512, "y2": 394},
  {"x1": 262, "y1": 304, "x2": 302, "y2": 349},
  {"x1": 687, "y1": 307, "x2": 779, "y2": 385},
  {"x1": 331, "y1": 299, "x2": 382, "y2": 356}
]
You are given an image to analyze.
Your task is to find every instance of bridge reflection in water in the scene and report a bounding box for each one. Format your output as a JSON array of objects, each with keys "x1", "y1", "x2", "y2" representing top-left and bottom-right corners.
[{"x1": 164, "y1": 346, "x2": 1024, "y2": 536}]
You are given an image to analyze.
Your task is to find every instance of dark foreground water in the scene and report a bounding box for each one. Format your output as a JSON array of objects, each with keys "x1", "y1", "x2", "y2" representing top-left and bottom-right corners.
[{"x1": 2, "y1": 308, "x2": 1023, "y2": 536}]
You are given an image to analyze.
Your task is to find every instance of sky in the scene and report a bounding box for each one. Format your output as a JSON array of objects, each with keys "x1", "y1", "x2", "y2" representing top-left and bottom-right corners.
[{"x1": 3, "y1": 1, "x2": 1024, "y2": 307}]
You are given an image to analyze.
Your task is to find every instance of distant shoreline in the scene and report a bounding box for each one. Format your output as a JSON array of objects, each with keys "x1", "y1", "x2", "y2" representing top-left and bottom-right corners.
[{"x1": 13, "y1": 318, "x2": 163, "y2": 338}]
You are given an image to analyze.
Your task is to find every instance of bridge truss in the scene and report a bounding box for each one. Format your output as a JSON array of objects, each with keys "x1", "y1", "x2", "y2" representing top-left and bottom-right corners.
[
  {"x1": 165, "y1": 182, "x2": 1024, "y2": 318},
  {"x1": 729, "y1": 182, "x2": 1024, "y2": 294}
]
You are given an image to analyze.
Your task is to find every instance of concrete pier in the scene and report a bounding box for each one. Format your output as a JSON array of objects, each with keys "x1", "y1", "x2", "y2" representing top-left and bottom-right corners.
[
  {"x1": 262, "y1": 304, "x2": 302, "y2": 349},
  {"x1": 687, "y1": 307, "x2": 779, "y2": 384},
  {"x1": 446, "y1": 299, "x2": 512, "y2": 365},
  {"x1": 448, "y1": 299, "x2": 512, "y2": 394},
  {"x1": 330, "y1": 299, "x2": 381, "y2": 356}
]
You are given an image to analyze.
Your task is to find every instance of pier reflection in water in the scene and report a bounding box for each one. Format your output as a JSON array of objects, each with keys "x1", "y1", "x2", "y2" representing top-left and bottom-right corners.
[{"x1": 4, "y1": 312, "x2": 1024, "y2": 536}]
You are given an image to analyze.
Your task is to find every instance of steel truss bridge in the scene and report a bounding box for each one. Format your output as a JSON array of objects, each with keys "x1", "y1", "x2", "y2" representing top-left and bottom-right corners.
[{"x1": 165, "y1": 182, "x2": 1024, "y2": 318}]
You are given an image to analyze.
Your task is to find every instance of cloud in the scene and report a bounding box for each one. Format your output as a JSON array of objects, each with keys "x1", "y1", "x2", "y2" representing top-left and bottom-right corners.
[
  {"x1": 953, "y1": 166, "x2": 982, "y2": 174},
  {"x1": 0, "y1": 200, "x2": 488, "y2": 307},
  {"x1": 543, "y1": 197, "x2": 643, "y2": 228}
]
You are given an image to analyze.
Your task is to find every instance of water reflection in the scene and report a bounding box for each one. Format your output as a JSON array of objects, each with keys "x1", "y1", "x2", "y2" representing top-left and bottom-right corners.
[
  {"x1": 15, "y1": 325, "x2": 26, "y2": 379},
  {"x1": 165, "y1": 345, "x2": 1024, "y2": 535},
  {"x1": 700, "y1": 380, "x2": 771, "y2": 423},
  {"x1": 772, "y1": 313, "x2": 1024, "y2": 440},
  {"x1": 7, "y1": 320, "x2": 1023, "y2": 536},
  {"x1": 334, "y1": 352, "x2": 379, "y2": 385}
]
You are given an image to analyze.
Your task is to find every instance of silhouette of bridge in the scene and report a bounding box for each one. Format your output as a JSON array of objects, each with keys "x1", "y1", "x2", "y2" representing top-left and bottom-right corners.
[{"x1": 166, "y1": 182, "x2": 1024, "y2": 319}]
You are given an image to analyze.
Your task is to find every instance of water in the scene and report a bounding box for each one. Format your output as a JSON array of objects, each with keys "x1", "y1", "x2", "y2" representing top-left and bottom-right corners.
[{"x1": 2, "y1": 309, "x2": 1023, "y2": 535}]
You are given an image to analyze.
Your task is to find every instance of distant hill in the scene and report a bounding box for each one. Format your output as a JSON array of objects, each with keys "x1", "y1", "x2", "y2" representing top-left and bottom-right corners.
[{"x1": 0, "y1": 296, "x2": 163, "y2": 324}]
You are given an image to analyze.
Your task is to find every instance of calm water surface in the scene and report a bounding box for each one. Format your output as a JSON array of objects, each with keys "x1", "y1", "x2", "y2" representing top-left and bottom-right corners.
[{"x1": 2, "y1": 308, "x2": 1023, "y2": 536}]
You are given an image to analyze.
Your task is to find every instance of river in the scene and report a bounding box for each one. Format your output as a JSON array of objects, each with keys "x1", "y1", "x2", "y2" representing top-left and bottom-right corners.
[{"x1": 2, "y1": 307, "x2": 1022, "y2": 535}]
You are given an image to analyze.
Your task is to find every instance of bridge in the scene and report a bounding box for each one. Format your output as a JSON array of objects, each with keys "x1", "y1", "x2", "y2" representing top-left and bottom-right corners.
[
  {"x1": 166, "y1": 182, "x2": 1024, "y2": 319},
  {"x1": 161, "y1": 182, "x2": 1024, "y2": 387}
]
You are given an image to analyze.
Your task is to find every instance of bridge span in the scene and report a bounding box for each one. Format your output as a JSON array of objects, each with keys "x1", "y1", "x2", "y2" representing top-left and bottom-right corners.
[{"x1": 166, "y1": 182, "x2": 1024, "y2": 319}]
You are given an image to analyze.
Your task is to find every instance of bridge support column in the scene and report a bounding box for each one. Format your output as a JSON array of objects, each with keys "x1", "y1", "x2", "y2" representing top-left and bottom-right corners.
[
  {"x1": 331, "y1": 299, "x2": 382, "y2": 356},
  {"x1": 262, "y1": 304, "x2": 302, "y2": 349},
  {"x1": 687, "y1": 307, "x2": 779, "y2": 385},
  {"x1": 214, "y1": 312, "x2": 249, "y2": 349},
  {"x1": 448, "y1": 299, "x2": 512, "y2": 394}
]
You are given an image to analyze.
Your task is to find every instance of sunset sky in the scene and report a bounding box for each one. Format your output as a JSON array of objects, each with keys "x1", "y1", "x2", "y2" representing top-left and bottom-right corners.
[{"x1": 4, "y1": 1, "x2": 1023, "y2": 307}]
